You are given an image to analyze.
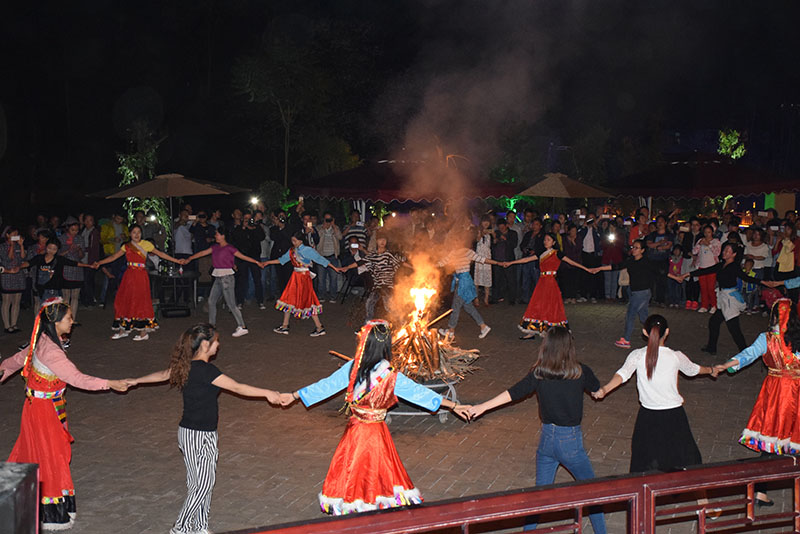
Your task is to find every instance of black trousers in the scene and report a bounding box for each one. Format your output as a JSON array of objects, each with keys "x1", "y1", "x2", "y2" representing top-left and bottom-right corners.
[
  {"x1": 580, "y1": 252, "x2": 602, "y2": 299},
  {"x1": 235, "y1": 261, "x2": 263, "y2": 305},
  {"x1": 492, "y1": 264, "x2": 517, "y2": 303},
  {"x1": 706, "y1": 310, "x2": 747, "y2": 352}
]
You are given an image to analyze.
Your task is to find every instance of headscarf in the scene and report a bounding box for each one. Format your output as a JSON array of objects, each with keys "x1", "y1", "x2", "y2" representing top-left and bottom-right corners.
[{"x1": 22, "y1": 297, "x2": 66, "y2": 379}]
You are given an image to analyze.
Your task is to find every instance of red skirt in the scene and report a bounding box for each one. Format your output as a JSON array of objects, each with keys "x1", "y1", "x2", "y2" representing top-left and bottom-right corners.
[
  {"x1": 739, "y1": 375, "x2": 800, "y2": 454},
  {"x1": 113, "y1": 267, "x2": 157, "y2": 331},
  {"x1": 520, "y1": 274, "x2": 568, "y2": 333},
  {"x1": 8, "y1": 397, "x2": 75, "y2": 505},
  {"x1": 319, "y1": 417, "x2": 421, "y2": 515},
  {"x1": 276, "y1": 272, "x2": 322, "y2": 318}
]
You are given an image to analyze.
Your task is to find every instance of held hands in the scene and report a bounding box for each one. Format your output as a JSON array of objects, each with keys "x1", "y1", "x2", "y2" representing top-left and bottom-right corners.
[
  {"x1": 591, "y1": 387, "x2": 606, "y2": 400},
  {"x1": 265, "y1": 390, "x2": 281, "y2": 404},
  {"x1": 107, "y1": 380, "x2": 130, "y2": 392},
  {"x1": 90, "y1": 261, "x2": 100, "y2": 270},
  {"x1": 453, "y1": 404, "x2": 472, "y2": 421},
  {"x1": 279, "y1": 392, "x2": 297, "y2": 406},
  {"x1": 465, "y1": 403, "x2": 488, "y2": 421},
  {"x1": 258, "y1": 261, "x2": 269, "y2": 269}
]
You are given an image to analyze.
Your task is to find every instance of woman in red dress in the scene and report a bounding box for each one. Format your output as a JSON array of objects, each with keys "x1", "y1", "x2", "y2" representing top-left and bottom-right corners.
[
  {"x1": 504, "y1": 233, "x2": 592, "y2": 340},
  {"x1": 263, "y1": 232, "x2": 339, "y2": 337},
  {"x1": 93, "y1": 224, "x2": 184, "y2": 341},
  {"x1": 0, "y1": 299, "x2": 128, "y2": 530},
  {"x1": 279, "y1": 320, "x2": 468, "y2": 515},
  {"x1": 714, "y1": 298, "x2": 800, "y2": 506}
]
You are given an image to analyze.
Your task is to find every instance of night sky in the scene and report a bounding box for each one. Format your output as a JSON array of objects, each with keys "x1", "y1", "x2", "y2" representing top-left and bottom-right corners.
[{"x1": 1, "y1": 1, "x2": 799, "y2": 218}]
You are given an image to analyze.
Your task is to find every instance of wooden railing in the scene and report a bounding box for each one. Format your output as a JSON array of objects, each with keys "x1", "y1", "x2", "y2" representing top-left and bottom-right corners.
[{"x1": 224, "y1": 456, "x2": 800, "y2": 534}]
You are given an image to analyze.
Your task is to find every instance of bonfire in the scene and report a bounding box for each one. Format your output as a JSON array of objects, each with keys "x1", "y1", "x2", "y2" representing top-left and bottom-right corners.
[{"x1": 388, "y1": 285, "x2": 481, "y2": 382}]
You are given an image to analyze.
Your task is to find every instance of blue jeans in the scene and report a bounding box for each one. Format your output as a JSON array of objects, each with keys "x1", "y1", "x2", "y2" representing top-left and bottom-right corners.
[
  {"x1": 603, "y1": 270, "x2": 618, "y2": 299},
  {"x1": 523, "y1": 424, "x2": 606, "y2": 533},
  {"x1": 447, "y1": 294, "x2": 484, "y2": 329},
  {"x1": 317, "y1": 256, "x2": 340, "y2": 300},
  {"x1": 623, "y1": 289, "x2": 650, "y2": 341},
  {"x1": 666, "y1": 279, "x2": 684, "y2": 306}
]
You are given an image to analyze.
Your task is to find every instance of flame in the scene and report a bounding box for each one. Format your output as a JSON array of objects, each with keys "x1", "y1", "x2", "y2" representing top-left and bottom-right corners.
[{"x1": 409, "y1": 286, "x2": 437, "y2": 322}]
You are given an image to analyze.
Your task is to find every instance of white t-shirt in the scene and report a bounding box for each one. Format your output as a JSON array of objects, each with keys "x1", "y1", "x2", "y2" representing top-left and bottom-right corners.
[
  {"x1": 744, "y1": 242, "x2": 770, "y2": 270},
  {"x1": 615, "y1": 346, "x2": 700, "y2": 410}
]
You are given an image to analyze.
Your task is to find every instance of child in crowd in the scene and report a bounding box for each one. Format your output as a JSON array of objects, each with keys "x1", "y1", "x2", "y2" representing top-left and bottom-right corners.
[
  {"x1": 125, "y1": 324, "x2": 282, "y2": 534},
  {"x1": 465, "y1": 327, "x2": 606, "y2": 533},
  {"x1": 667, "y1": 244, "x2": 685, "y2": 308},
  {"x1": 739, "y1": 258, "x2": 760, "y2": 314}
]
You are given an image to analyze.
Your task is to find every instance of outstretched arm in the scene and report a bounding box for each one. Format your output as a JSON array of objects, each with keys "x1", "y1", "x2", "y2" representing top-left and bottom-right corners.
[
  {"x1": 561, "y1": 255, "x2": 590, "y2": 271},
  {"x1": 151, "y1": 249, "x2": 183, "y2": 264},
  {"x1": 506, "y1": 255, "x2": 538, "y2": 266},
  {"x1": 592, "y1": 374, "x2": 623, "y2": 399},
  {"x1": 466, "y1": 390, "x2": 512, "y2": 420},
  {"x1": 127, "y1": 369, "x2": 170, "y2": 386},
  {"x1": 94, "y1": 248, "x2": 125, "y2": 267},
  {"x1": 186, "y1": 248, "x2": 213, "y2": 263},
  {"x1": 212, "y1": 374, "x2": 280, "y2": 404}
]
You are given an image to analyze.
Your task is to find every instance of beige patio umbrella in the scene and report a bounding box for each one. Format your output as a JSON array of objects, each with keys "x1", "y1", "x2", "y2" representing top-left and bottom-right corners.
[
  {"x1": 102, "y1": 173, "x2": 249, "y2": 199},
  {"x1": 517, "y1": 173, "x2": 614, "y2": 198}
]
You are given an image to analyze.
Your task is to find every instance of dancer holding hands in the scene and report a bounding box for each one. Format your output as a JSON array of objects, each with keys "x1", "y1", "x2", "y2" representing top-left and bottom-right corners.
[
  {"x1": 465, "y1": 326, "x2": 606, "y2": 533},
  {"x1": 0, "y1": 298, "x2": 129, "y2": 530},
  {"x1": 262, "y1": 231, "x2": 339, "y2": 336},
  {"x1": 92, "y1": 224, "x2": 184, "y2": 341},
  {"x1": 593, "y1": 314, "x2": 716, "y2": 473},
  {"x1": 279, "y1": 320, "x2": 469, "y2": 515},
  {"x1": 124, "y1": 324, "x2": 282, "y2": 534},
  {"x1": 503, "y1": 232, "x2": 592, "y2": 340}
]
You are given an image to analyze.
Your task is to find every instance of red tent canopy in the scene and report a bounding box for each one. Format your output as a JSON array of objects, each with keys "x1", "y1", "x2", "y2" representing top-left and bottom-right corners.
[
  {"x1": 613, "y1": 153, "x2": 799, "y2": 199},
  {"x1": 296, "y1": 161, "x2": 518, "y2": 202}
]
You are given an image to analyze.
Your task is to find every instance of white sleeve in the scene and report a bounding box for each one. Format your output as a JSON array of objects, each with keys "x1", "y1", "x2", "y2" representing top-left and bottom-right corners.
[
  {"x1": 675, "y1": 351, "x2": 701, "y2": 377},
  {"x1": 615, "y1": 351, "x2": 640, "y2": 382}
]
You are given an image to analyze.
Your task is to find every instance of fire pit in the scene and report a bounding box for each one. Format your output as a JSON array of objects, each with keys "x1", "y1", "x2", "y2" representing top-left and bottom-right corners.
[{"x1": 333, "y1": 285, "x2": 481, "y2": 423}]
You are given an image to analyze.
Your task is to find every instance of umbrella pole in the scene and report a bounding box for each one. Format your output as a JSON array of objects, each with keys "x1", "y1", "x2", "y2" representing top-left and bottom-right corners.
[{"x1": 169, "y1": 197, "x2": 174, "y2": 254}]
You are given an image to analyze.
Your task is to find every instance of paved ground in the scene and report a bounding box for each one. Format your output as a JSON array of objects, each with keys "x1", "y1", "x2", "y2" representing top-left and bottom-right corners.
[{"x1": 0, "y1": 296, "x2": 790, "y2": 533}]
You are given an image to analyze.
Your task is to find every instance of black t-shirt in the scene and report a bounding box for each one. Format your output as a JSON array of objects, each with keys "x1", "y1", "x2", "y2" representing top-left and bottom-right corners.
[
  {"x1": 693, "y1": 261, "x2": 760, "y2": 289},
  {"x1": 611, "y1": 256, "x2": 661, "y2": 292},
  {"x1": 179, "y1": 361, "x2": 222, "y2": 431},
  {"x1": 507, "y1": 363, "x2": 600, "y2": 427}
]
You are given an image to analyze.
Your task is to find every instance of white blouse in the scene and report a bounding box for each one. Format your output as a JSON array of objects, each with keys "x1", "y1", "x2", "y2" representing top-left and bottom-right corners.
[{"x1": 615, "y1": 346, "x2": 700, "y2": 410}]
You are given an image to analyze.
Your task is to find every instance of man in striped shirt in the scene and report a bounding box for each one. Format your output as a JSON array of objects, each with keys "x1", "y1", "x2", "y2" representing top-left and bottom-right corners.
[{"x1": 341, "y1": 234, "x2": 408, "y2": 321}]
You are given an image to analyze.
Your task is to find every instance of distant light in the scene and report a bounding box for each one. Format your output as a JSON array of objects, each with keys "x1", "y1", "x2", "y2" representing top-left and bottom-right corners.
[
  {"x1": 391, "y1": 212, "x2": 396, "y2": 217},
  {"x1": 607, "y1": 233, "x2": 616, "y2": 242},
  {"x1": 148, "y1": 215, "x2": 156, "y2": 222},
  {"x1": 431, "y1": 213, "x2": 435, "y2": 217},
  {"x1": 250, "y1": 196, "x2": 259, "y2": 205}
]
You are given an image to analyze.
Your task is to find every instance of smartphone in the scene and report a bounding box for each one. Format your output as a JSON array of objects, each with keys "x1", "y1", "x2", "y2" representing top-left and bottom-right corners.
[
  {"x1": 10, "y1": 235, "x2": 20, "y2": 241},
  {"x1": 298, "y1": 196, "x2": 304, "y2": 203},
  {"x1": 600, "y1": 214, "x2": 611, "y2": 219},
  {"x1": 188, "y1": 215, "x2": 197, "y2": 221},
  {"x1": 306, "y1": 221, "x2": 313, "y2": 228},
  {"x1": 350, "y1": 243, "x2": 359, "y2": 249},
  {"x1": 770, "y1": 226, "x2": 780, "y2": 231},
  {"x1": 579, "y1": 215, "x2": 586, "y2": 219},
  {"x1": 623, "y1": 220, "x2": 632, "y2": 226},
  {"x1": 356, "y1": 221, "x2": 364, "y2": 227},
  {"x1": 679, "y1": 226, "x2": 690, "y2": 232},
  {"x1": 757, "y1": 211, "x2": 768, "y2": 217}
]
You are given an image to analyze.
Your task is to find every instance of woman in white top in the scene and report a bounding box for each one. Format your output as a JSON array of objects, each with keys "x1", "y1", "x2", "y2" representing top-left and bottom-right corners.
[
  {"x1": 744, "y1": 228, "x2": 771, "y2": 312},
  {"x1": 593, "y1": 314, "x2": 716, "y2": 472},
  {"x1": 473, "y1": 216, "x2": 493, "y2": 306}
]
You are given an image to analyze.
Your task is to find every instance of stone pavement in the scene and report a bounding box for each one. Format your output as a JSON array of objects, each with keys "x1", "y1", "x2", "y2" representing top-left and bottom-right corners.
[{"x1": 0, "y1": 298, "x2": 788, "y2": 533}]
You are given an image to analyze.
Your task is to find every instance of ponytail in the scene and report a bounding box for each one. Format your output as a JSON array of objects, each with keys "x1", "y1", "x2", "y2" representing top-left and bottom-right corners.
[
  {"x1": 643, "y1": 314, "x2": 668, "y2": 379},
  {"x1": 168, "y1": 324, "x2": 217, "y2": 389}
]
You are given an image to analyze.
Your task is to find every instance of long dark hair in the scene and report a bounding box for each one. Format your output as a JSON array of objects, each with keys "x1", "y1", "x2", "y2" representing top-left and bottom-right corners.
[
  {"x1": 543, "y1": 232, "x2": 561, "y2": 252},
  {"x1": 722, "y1": 241, "x2": 742, "y2": 263},
  {"x1": 787, "y1": 303, "x2": 800, "y2": 352},
  {"x1": 169, "y1": 324, "x2": 217, "y2": 389},
  {"x1": 643, "y1": 314, "x2": 668, "y2": 379},
  {"x1": 356, "y1": 323, "x2": 392, "y2": 388},
  {"x1": 37, "y1": 302, "x2": 70, "y2": 349},
  {"x1": 532, "y1": 326, "x2": 582, "y2": 379}
]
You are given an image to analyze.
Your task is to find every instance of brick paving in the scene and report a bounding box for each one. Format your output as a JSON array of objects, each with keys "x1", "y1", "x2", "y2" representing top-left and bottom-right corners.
[{"x1": 0, "y1": 298, "x2": 789, "y2": 533}]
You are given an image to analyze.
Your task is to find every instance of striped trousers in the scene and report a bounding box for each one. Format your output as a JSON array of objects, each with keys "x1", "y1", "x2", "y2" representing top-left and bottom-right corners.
[{"x1": 173, "y1": 426, "x2": 219, "y2": 534}]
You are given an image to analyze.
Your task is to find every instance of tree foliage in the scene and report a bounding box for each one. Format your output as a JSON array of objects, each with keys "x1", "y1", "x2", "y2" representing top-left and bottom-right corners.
[{"x1": 718, "y1": 129, "x2": 746, "y2": 159}]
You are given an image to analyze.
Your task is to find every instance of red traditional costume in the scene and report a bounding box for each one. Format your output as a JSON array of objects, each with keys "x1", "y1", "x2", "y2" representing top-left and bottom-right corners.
[
  {"x1": 736, "y1": 299, "x2": 800, "y2": 454},
  {"x1": 113, "y1": 241, "x2": 157, "y2": 332},
  {"x1": 296, "y1": 321, "x2": 442, "y2": 515},
  {"x1": 519, "y1": 250, "x2": 568, "y2": 334},
  {"x1": 1, "y1": 302, "x2": 109, "y2": 529},
  {"x1": 275, "y1": 246, "x2": 326, "y2": 318}
]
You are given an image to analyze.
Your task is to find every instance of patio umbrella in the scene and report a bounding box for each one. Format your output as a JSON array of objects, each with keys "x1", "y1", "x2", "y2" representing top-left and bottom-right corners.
[
  {"x1": 517, "y1": 173, "x2": 614, "y2": 199},
  {"x1": 101, "y1": 173, "x2": 249, "y2": 199}
]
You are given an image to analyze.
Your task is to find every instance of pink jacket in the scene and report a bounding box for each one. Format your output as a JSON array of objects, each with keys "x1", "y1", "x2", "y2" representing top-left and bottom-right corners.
[{"x1": 0, "y1": 336, "x2": 109, "y2": 390}]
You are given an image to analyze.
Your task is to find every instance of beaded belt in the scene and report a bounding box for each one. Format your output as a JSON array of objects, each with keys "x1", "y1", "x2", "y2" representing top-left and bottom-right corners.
[
  {"x1": 127, "y1": 262, "x2": 146, "y2": 269},
  {"x1": 541, "y1": 271, "x2": 558, "y2": 276},
  {"x1": 350, "y1": 405, "x2": 387, "y2": 423},
  {"x1": 26, "y1": 387, "x2": 65, "y2": 399}
]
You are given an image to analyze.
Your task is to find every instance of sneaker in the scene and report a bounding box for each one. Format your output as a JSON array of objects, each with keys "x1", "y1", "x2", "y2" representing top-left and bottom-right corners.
[
  {"x1": 133, "y1": 333, "x2": 149, "y2": 342},
  {"x1": 232, "y1": 326, "x2": 249, "y2": 337},
  {"x1": 709, "y1": 306, "x2": 717, "y2": 314},
  {"x1": 259, "y1": 303, "x2": 266, "y2": 310},
  {"x1": 310, "y1": 327, "x2": 327, "y2": 337},
  {"x1": 697, "y1": 307, "x2": 708, "y2": 313},
  {"x1": 328, "y1": 299, "x2": 337, "y2": 304},
  {"x1": 614, "y1": 338, "x2": 631, "y2": 348},
  {"x1": 685, "y1": 301, "x2": 693, "y2": 309},
  {"x1": 236, "y1": 303, "x2": 243, "y2": 309},
  {"x1": 273, "y1": 325, "x2": 289, "y2": 335},
  {"x1": 577, "y1": 297, "x2": 587, "y2": 303},
  {"x1": 479, "y1": 325, "x2": 491, "y2": 339},
  {"x1": 691, "y1": 301, "x2": 699, "y2": 310},
  {"x1": 111, "y1": 331, "x2": 129, "y2": 340}
]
